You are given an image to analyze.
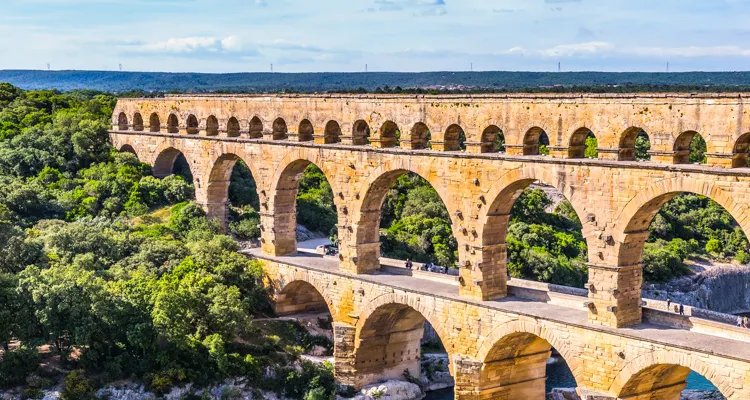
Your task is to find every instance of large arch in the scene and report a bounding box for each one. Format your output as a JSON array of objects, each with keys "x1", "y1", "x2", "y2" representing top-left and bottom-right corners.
[
  {"x1": 298, "y1": 119, "x2": 314, "y2": 142},
  {"x1": 132, "y1": 113, "x2": 144, "y2": 132},
  {"x1": 481, "y1": 125, "x2": 504, "y2": 153},
  {"x1": 267, "y1": 153, "x2": 341, "y2": 256},
  {"x1": 205, "y1": 115, "x2": 219, "y2": 136},
  {"x1": 353, "y1": 120, "x2": 370, "y2": 145},
  {"x1": 119, "y1": 144, "x2": 138, "y2": 158},
  {"x1": 149, "y1": 113, "x2": 161, "y2": 133},
  {"x1": 409, "y1": 122, "x2": 430, "y2": 150},
  {"x1": 615, "y1": 178, "x2": 750, "y2": 268},
  {"x1": 117, "y1": 112, "x2": 128, "y2": 130},
  {"x1": 353, "y1": 164, "x2": 457, "y2": 274},
  {"x1": 249, "y1": 116, "x2": 264, "y2": 139},
  {"x1": 274, "y1": 279, "x2": 335, "y2": 318},
  {"x1": 204, "y1": 151, "x2": 263, "y2": 227},
  {"x1": 609, "y1": 349, "x2": 732, "y2": 399},
  {"x1": 152, "y1": 145, "x2": 193, "y2": 179},
  {"x1": 351, "y1": 294, "x2": 453, "y2": 389},
  {"x1": 324, "y1": 120, "x2": 342, "y2": 144},
  {"x1": 732, "y1": 132, "x2": 750, "y2": 168}
]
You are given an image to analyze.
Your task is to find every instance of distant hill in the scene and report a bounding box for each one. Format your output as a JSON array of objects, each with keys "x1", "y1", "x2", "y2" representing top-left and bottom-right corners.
[{"x1": 2, "y1": 69, "x2": 750, "y2": 93}]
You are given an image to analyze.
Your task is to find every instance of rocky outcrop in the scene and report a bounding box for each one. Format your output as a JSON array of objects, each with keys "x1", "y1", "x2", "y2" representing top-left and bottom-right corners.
[
  {"x1": 421, "y1": 354, "x2": 454, "y2": 391},
  {"x1": 344, "y1": 381, "x2": 424, "y2": 400}
]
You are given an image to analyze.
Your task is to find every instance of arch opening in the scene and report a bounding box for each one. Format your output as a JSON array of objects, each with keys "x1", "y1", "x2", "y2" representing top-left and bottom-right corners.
[
  {"x1": 226, "y1": 117, "x2": 240, "y2": 138},
  {"x1": 444, "y1": 124, "x2": 466, "y2": 151},
  {"x1": 617, "y1": 364, "x2": 723, "y2": 400},
  {"x1": 357, "y1": 171, "x2": 457, "y2": 274},
  {"x1": 732, "y1": 132, "x2": 750, "y2": 168},
  {"x1": 119, "y1": 144, "x2": 137, "y2": 157},
  {"x1": 324, "y1": 120, "x2": 342, "y2": 144},
  {"x1": 569, "y1": 127, "x2": 597, "y2": 159},
  {"x1": 410, "y1": 122, "x2": 430, "y2": 150},
  {"x1": 167, "y1": 114, "x2": 179, "y2": 134},
  {"x1": 274, "y1": 280, "x2": 332, "y2": 318},
  {"x1": 206, "y1": 115, "x2": 219, "y2": 136},
  {"x1": 298, "y1": 119, "x2": 314, "y2": 142},
  {"x1": 673, "y1": 131, "x2": 706, "y2": 164},
  {"x1": 523, "y1": 127, "x2": 550, "y2": 156},
  {"x1": 132, "y1": 113, "x2": 144, "y2": 132},
  {"x1": 353, "y1": 302, "x2": 453, "y2": 391},
  {"x1": 481, "y1": 125, "x2": 505, "y2": 153},
  {"x1": 153, "y1": 147, "x2": 194, "y2": 185},
  {"x1": 272, "y1": 118, "x2": 288, "y2": 140},
  {"x1": 353, "y1": 120, "x2": 371, "y2": 145},
  {"x1": 117, "y1": 112, "x2": 128, "y2": 130},
  {"x1": 485, "y1": 181, "x2": 588, "y2": 289},
  {"x1": 272, "y1": 161, "x2": 337, "y2": 256},
  {"x1": 249, "y1": 116, "x2": 264, "y2": 139},
  {"x1": 207, "y1": 154, "x2": 261, "y2": 238},
  {"x1": 619, "y1": 127, "x2": 651, "y2": 161},
  {"x1": 186, "y1": 115, "x2": 199, "y2": 135},
  {"x1": 379, "y1": 121, "x2": 400, "y2": 148},
  {"x1": 149, "y1": 113, "x2": 161, "y2": 133},
  {"x1": 480, "y1": 332, "x2": 577, "y2": 399}
]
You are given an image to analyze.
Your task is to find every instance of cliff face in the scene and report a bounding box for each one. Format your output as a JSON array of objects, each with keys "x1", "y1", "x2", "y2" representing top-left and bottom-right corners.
[{"x1": 643, "y1": 266, "x2": 750, "y2": 314}]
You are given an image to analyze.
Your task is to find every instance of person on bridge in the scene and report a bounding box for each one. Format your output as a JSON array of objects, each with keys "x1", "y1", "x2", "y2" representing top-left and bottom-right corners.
[
  {"x1": 679, "y1": 303, "x2": 685, "y2": 316},
  {"x1": 405, "y1": 258, "x2": 413, "y2": 270},
  {"x1": 666, "y1": 297, "x2": 671, "y2": 310},
  {"x1": 738, "y1": 316, "x2": 743, "y2": 327}
]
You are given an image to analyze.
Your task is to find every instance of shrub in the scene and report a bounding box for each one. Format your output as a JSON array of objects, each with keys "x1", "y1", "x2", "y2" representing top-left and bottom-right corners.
[
  {"x1": 61, "y1": 370, "x2": 96, "y2": 400},
  {"x1": 0, "y1": 347, "x2": 40, "y2": 387}
]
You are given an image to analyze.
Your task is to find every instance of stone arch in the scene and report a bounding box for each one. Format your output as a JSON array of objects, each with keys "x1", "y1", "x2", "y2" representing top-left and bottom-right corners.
[
  {"x1": 324, "y1": 120, "x2": 342, "y2": 144},
  {"x1": 117, "y1": 112, "x2": 128, "y2": 130},
  {"x1": 409, "y1": 122, "x2": 430, "y2": 150},
  {"x1": 351, "y1": 293, "x2": 453, "y2": 388},
  {"x1": 267, "y1": 151, "x2": 342, "y2": 256},
  {"x1": 298, "y1": 119, "x2": 314, "y2": 142},
  {"x1": 132, "y1": 113, "x2": 144, "y2": 132},
  {"x1": 149, "y1": 113, "x2": 161, "y2": 132},
  {"x1": 226, "y1": 117, "x2": 240, "y2": 137},
  {"x1": 206, "y1": 115, "x2": 219, "y2": 136},
  {"x1": 444, "y1": 124, "x2": 465, "y2": 151},
  {"x1": 353, "y1": 119, "x2": 370, "y2": 145},
  {"x1": 475, "y1": 319, "x2": 582, "y2": 399},
  {"x1": 481, "y1": 125, "x2": 504, "y2": 153},
  {"x1": 609, "y1": 349, "x2": 733, "y2": 399},
  {"x1": 614, "y1": 177, "x2": 750, "y2": 267},
  {"x1": 378, "y1": 120, "x2": 400, "y2": 148},
  {"x1": 619, "y1": 127, "x2": 649, "y2": 161},
  {"x1": 249, "y1": 116, "x2": 264, "y2": 139},
  {"x1": 186, "y1": 114, "x2": 199, "y2": 135},
  {"x1": 731, "y1": 132, "x2": 750, "y2": 168},
  {"x1": 204, "y1": 152, "x2": 261, "y2": 225},
  {"x1": 167, "y1": 114, "x2": 179, "y2": 134},
  {"x1": 152, "y1": 145, "x2": 193, "y2": 179},
  {"x1": 119, "y1": 144, "x2": 138, "y2": 158},
  {"x1": 522, "y1": 126, "x2": 550, "y2": 155},
  {"x1": 274, "y1": 278, "x2": 336, "y2": 319},
  {"x1": 569, "y1": 127, "x2": 595, "y2": 159},
  {"x1": 673, "y1": 130, "x2": 703, "y2": 164},
  {"x1": 353, "y1": 163, "x2": 457, "y2": 273},
  {"x1": 272, "y1": 117, "x2": 288, "y2": 140}
]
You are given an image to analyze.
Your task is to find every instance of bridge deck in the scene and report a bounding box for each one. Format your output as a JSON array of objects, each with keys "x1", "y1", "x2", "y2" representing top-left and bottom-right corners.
[{"x1": 245, "y1": 247, "x2": 750, "y2": 364}]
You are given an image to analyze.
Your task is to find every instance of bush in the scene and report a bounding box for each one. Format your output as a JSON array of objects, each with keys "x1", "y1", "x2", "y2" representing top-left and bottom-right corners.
[
  {"x1": 61, "y1": 370, "x2": 96, "y2": 400},
  {"x1": 737, "y1": 250, "x2": 750, "y2": 264},
  {"x1": 0, "y1": 347, "x2": 41, "y2": 387}
]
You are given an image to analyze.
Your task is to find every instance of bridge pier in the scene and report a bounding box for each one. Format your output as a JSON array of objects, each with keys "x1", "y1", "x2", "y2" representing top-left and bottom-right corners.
[{"x1": 587, "y1": 264, "x2": 643, "y2": 328}]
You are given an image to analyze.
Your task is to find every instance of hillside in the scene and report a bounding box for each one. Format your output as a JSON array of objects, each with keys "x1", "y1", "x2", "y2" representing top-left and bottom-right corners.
[{"x1": 3, "y1": 69, "x2": 750, "y2": 93}]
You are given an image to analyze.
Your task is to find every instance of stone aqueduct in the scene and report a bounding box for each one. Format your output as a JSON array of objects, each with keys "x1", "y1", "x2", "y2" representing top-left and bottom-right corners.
[{"x1": 110, "y1": 94, "x2": 750, "y2": 399}]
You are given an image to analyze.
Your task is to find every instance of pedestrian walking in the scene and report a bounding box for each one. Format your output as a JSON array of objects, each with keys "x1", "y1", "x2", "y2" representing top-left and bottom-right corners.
[
  {"x1": 744, "y1": 316, "x2": 748, "y2": 328},
  {"x1": 738, "y1": 316, "x2": 743, "y2": 327},
  {"x1": 405, "y1": 258, "x2": 413, "y2": 270},
  {"x1": 679, "y1": 303, "x2": 684, "y2": 316},
  {"x1": 666, "y1": 297, "x2": 671, "y2": 311}
]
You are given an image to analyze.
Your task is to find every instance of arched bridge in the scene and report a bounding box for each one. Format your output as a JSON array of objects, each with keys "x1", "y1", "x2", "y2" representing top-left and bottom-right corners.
[{"x1": 110, "y1": 94, "x2": 750, "y2": 399}]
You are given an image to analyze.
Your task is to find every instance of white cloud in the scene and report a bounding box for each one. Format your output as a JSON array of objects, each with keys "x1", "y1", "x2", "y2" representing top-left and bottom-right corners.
[{"x1": 627, "y1": 45, "x2": 750, "y2": 58}]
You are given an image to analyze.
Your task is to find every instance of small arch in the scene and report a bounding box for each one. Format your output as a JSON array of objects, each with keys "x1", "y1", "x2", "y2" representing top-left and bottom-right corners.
[
  {"x1": 226, "y1": 117, "x2": 240, "y2": 137},
  {"x1": 149, "y1": 113, "x2": 161, "y2": 132},
  {"x1": 379, "y1": 120, "x2": 400, "y2": 148},
  {"x1": 117, "y1": 112, "x2": 128, "y2": 130},
  {"x1": 186, "y1": 115, "x2": 199, "y2": 135},
  {"x1": 481, "y1": 125, "x2": 504, "y2": 153},
  {"x1": 352, "y1": 120, "x2": 370, "y2": 145},
  {"x1": 272, "y1": 117, "x2": 288, "y2": 140},
  {"x1": 410, "y1": 122, "x2": 430, "y2": 150},
  {"x1": 673, "y1": 130, "x2": 706, "y2": 164},
  {"x1": 120, "y1": 144, "x2": 137, "y2": 157},
  {"x1": 206, "y1": 115, "x2": 219, "y2": 136},
  {"x1": 732, "y1": 132, "x2": 750, "y2": 168},
  {"x1": 249, "y1": 116, "x2": 264, "y2": 139},
  {"x1": 523, "y1": 127, "x2": 550, "y2": 155},
  {"x1": 569, "y1": 127, "x2": 596, "y2": 159},
  {"x1": 324, "y1": 120, "x2": 341, "y2": 144},
  {"x1": 132, "y1": 113, "x2": 144, "y2": 131},
  {"x1": 167, "y1": 114, "x2": 179, "y2": 134},
  {"x1": 619, "y1": 127, "x2": 651, "y2": 161},
  {"x1": 298, "y1": 119, "x2": 314, "y2": 142},
  {"x1": 444, "y1": 124, "x2": 466, "y2": 151}
]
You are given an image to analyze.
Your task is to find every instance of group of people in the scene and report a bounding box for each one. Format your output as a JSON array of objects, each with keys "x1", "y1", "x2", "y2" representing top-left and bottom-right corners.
[
  {"x1": 404, "y1": 258, "x2": 450, "y2": 274},
  {"x1": 665, "y1": 298, "x2": 685, "y2": 316}
]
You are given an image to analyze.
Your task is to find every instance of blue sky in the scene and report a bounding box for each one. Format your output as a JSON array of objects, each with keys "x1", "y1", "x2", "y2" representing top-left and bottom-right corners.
[{"x1": 2, "y1": 0, "x2": 750, "y2": 72}]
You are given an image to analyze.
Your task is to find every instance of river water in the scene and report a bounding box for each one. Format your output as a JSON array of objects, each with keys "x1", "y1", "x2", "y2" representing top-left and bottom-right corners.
[{"x1": 423, "y1": 357, "x2": 718, "y2": 399}]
